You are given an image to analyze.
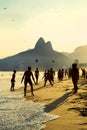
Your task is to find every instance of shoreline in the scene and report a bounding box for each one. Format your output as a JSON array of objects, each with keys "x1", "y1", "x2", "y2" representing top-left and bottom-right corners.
[{"x1": 16, "y1": 78, "x2": 87, "y2": 130}]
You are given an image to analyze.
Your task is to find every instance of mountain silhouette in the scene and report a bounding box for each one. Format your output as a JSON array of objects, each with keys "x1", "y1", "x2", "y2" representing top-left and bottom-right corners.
[
  {"x1": 34, "y1": 37, "x2": 54, "y2": 55},
  {"x1": 0, "y1": 37, "x2": 72, "y2": 71},
  {"x1": 62, "y1": 45, "x2": 87, "y2": 63}
]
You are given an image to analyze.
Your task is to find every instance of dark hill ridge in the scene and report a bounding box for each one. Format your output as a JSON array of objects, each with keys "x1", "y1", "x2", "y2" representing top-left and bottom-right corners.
[
  {"x1": 0, "y1": 37, "x2": 72, "y2": 71},
  {"x1": 62, "y1": 45, "x2": 87, "y2": 63}
]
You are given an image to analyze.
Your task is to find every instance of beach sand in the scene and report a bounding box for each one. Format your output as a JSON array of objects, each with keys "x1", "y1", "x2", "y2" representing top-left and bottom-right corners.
[{"x1": 16, "y1": 78, "x2": 87, "y2": 130}]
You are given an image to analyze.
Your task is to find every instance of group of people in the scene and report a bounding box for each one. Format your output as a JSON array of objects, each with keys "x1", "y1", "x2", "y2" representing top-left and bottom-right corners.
[
  {"x1": 10, "y1": 67, "x2": 39, "y2": 96},
  {"x1": 57, "y1": 64, "x2": 79, "y2": 93},
  {"x1": 10, "y1": 63, "x2": 81, "y2": 97},
  {"x1": 43, "y1": 68, "x2": 55, "y2": 87}
]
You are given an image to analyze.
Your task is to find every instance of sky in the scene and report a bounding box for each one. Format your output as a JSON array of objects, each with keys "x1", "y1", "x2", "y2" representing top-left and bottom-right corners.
[{"x1": 0, "y1": 0, "x2": 87, "y2": 58}]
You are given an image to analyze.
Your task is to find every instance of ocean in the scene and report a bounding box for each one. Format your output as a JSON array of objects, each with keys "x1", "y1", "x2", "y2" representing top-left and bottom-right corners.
[{"x1": 0, "y1": 71, "x2": 59, "y2": 130}]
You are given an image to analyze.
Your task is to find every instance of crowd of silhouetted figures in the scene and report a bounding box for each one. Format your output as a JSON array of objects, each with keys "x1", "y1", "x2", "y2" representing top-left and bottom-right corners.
[
  {"x1": 9, "y1": 64, "x2": 87, "y2": 96},
  {"x1": 42, "y1": 67, "x2": 73, "y2": 86},
  {"x1": 42, "y1": 68, "x2": 71, "y2": 86},
  {"x1": 37, "y1": 67, "x2": 87, "y2": 87}
]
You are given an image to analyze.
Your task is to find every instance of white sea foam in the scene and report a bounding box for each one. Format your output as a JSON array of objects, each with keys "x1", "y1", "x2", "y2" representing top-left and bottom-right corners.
[{"x1": 0, "y1": 71, "x2": 59, "y2": 130}]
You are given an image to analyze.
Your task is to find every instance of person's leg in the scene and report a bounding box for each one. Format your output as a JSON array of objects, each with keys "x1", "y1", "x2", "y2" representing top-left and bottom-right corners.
[
  {"x1": 29, "y1": 80, "x2": 34, "y2": 96},
  {"x1": 49, "y1": 79, "x2": 53, "y2": 86},
  {"x1": 12, "y1": 82, "x2": 15, "y2": 91},
  {"x1": 24, "y1": 81, "x2": 27, "y2": 96},
  {"x1": 10, "y1": 81, "x2": 14, "y2": 91},
  {"x1": 31, "y1": 84, "x2": 34, "y2": 96},
  {"x1": 10, "y1": 81, "x2": 12, "y2": 91},
  {"x1": 44, "y1": 78, "x2": 47, "y2": 86},
  {"x1": 36, "y1": 75, "x2": 38, "y2": 84},
  {"x1": 75, "y1": 82, "x2": 78, "y2": 92},
  {"x1": 73, "y1": 80, "x2": 78, "y2": 93}
]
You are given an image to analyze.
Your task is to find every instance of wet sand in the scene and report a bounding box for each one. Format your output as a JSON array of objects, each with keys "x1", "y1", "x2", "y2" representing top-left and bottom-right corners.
[{"x1": 16, "y1": 78, "x2": 87, "y2": 130}]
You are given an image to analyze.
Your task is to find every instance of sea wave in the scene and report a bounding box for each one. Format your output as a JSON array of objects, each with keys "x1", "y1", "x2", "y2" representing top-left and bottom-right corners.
[{"x1": 0, "y1": 91, "x2": 59, "y2": 130}]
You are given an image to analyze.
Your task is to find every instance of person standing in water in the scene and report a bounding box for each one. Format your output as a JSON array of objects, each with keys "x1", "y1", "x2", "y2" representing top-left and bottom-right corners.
[
  {"x1": 21, "y1": 66, "x2": 35, "y2": 96},
  {"x1": 71, "y1": 63, "x2": 79, "y2": 93},
  {"x1": 10, "y1": 70, "x2": 16, "y2": 91}
]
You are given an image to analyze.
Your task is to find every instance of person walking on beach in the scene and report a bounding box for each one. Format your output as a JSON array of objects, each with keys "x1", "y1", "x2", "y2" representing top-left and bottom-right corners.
[
  {"x1": 57, "y1": 69, "x2": 63, "y2": 81},
  {"x1": 50, "y1": 68, "x2": 55, "y2": 84},
  {"x1": 44, "y1": 69, "x2": 53, "y2": 87},
  {"x1": 10, "y1": 70, "x2": 16, "y2": 91},
  {"x1": 21, "y1": 66, "x2": 35, "y2": 96},
  {"x1": 68, "y1": 68, "x2": 72, "y2": 79},
  {"x1": 71, "y1": 63, "x2": 79, "y2": 93},
  {"x1": 81, "y1": 68, "x2": 86, "y2": 79},
  {"x1": 34, "y1": 68, "x2": 39, "y2": 84}
]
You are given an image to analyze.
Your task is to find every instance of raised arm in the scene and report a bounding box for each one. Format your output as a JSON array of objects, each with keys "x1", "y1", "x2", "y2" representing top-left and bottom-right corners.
[{"x1": 21, "y1": 72, "x2": 25, "y2": 83}]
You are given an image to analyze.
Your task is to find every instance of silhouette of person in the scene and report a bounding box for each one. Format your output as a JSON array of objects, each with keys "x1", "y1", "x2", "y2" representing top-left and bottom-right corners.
[
  {"x1": 21, "y1": 66, "x2": 35, "y2": 96},
  {"x1": 10, "y1": 70, "x2": 16, "y2": 91},
  {"x1": 44, "y1": 69, "x2": 53, "y2": 87},
  {"x1": 68, "y1": 68, "x2": 72, "y2": 79},
  {"x1": 50, "y1": 68, "x2": 55, "y2": 83},
  {"x1": 65, "y1": 69, "x2": 68, "y2": 78},
  {"x1": 71, "y1": 63, "x2": 79, "y2": 93},
  {"x1": 81, "y1": 68, "x2": 86, "y2": 79},
  {"x1": 42, "y1": 70, "x2": 46, "y2": 80},
  {"x1": 34, "y1": 68, "x2": 39, "y2": 84},
  {"x1": 58, "y1": 69, "x2": 63, "y2": 81}
]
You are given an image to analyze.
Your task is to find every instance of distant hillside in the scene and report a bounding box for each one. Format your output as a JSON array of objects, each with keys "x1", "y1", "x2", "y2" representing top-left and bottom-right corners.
[
  {"x1": 62, "y1": 45, "x2": 87, "y2": 63},
  {"x1": 62, "y1": 52, "x2": 71, "y2": 57}
]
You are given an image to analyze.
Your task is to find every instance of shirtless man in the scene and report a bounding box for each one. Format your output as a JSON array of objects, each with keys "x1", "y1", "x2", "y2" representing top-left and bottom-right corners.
[{"x1": 21, "y1": 66, "x2": 35, "y2": 96}]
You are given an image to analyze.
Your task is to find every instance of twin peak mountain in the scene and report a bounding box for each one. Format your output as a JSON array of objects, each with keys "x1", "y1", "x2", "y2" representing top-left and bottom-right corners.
[
  {"x1": 34, "y1": 37, "x2": 53, "y2": 53},
  {"x1": 0, "y1": 37, "x2": 72, "y2": 70}
]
